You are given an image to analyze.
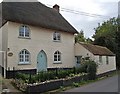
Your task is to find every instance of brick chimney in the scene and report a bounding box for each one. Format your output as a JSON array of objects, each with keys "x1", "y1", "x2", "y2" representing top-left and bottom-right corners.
[{"x1": 53, "y1": 4, "x2": 60, "y2": 12}]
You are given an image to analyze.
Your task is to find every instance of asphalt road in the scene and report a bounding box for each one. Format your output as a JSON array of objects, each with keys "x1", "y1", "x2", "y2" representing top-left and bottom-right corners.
[{"x1": 63, "y1": 75, "x2": 119, "y2": 93}]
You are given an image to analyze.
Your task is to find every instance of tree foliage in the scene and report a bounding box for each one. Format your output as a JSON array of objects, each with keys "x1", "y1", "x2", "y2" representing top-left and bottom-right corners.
[
  {"x1": 93, "y1": 17, "x2": 120, "y2": 69},
  {"x1": 75, "y1": 30, "x2": 86, "y2": 43},
  {"x1": 75, "y1": 30, "x2": 93, "y2": 43}
]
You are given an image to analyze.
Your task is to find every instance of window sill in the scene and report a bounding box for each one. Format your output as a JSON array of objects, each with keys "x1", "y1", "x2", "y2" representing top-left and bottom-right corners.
[
  {"x1": 18, "y1": 36, "x2": 31, "y2": 39},
  {"x1": 18, "y1": 63, "x2": 31, "y2": 65},
  {"x1": 53, "y1": 61, "x2": 62, "y2": 64},
  {"x1": 53, "y1": 40, "x2": 61, "y2": 42}
]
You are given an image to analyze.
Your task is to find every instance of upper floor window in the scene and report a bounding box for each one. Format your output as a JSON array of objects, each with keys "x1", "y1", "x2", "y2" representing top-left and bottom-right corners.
[
  {"x1": 54, "y1": 51, "x2": 61, "y2": 63},
  {"x1": 53, "y1": 32, "x2": 61, "y2": 41},
  {"x1": 19, "y1": 25, "x2": 30, "y2": 38},
  {"x1": 19, "y1": 49, "x2": 30, "y2": 64}
]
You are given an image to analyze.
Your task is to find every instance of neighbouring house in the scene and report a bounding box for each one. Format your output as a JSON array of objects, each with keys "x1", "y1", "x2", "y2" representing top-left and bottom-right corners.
[
  {"x1": 75, "y1": 42, "x2": 116, "y2": 74},
  {"x1": 0, "y1": 2, "x2": 78, "y2": 78}
]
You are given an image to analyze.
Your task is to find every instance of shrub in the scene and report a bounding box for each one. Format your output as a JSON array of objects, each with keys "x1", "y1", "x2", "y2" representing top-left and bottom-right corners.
[
  {"x1": 87, "y1": 60, "x2": 97, "y2": 80},
  {"x1": 15, "y1": 72, "x2": 29, "y2": 81},
  {"x1": 58, "y1": 70, "x2": 68, "y2": 78},
  {"x1": 77, "y1": 59, "x2": 97, "y2": 80},
  {"x1": 30, "y1": 75, "x2": 36, "y2": 84},
  {"x1": 37, "y1": 71, "x2": 48, "y2": 82}
]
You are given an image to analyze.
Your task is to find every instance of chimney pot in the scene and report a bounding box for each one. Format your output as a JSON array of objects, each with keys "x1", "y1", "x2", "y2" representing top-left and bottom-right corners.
[{"x1": 53, "y1": 4, "x2": 60, "y2": 12}]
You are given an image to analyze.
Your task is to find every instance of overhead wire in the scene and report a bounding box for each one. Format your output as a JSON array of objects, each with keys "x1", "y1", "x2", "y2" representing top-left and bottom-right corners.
[{"x1": 47, "y1": 4, "x2": 111, "y2": 19}]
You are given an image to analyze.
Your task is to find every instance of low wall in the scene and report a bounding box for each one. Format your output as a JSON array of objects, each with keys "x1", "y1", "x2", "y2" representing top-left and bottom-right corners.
[
  {"x1": 26, "y1": 75, "x2": 88, "y2": 93},
  {"x1": 96, "y1": 69, "x2": 117, "y2": 78}
]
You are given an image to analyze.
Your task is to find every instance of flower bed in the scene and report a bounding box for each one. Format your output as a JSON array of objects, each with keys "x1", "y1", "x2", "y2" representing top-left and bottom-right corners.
[
  {"x1": 11, "y1": 73, "x2": 88, "y2": 93},
  {"x1": 26, "y1": 74, "x2": 88, "y2": 93},
  {"x1": 11, "y1": 59, "x2": 97, "y2": 93}
]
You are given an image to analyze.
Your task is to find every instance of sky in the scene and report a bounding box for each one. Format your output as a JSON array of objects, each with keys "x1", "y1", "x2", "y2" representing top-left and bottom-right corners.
[
  {"x1": 1, "y1": 0, "x2": 120, "y2": 38},
  {"x1": 39, "y1": 0, "x2": 119, "y2": 38}
]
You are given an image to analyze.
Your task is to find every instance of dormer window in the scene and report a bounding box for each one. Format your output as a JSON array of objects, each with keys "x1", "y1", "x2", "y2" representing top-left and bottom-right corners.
[
  {"x1": 53, "y1": 32, "x2": 61, "y2": 41},
  {"x1": 19, "y1": 25, "x2": 30, "y2": 38}
]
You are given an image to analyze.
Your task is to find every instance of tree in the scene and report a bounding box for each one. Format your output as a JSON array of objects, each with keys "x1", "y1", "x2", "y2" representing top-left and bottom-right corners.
[
  {"x1": 86, "y1": 38, "x2": 93, "y2": 44},
  {"x1": 75, "y1": 30, "x2": 93, "y2": 43},
  {"x1": 75, "y1": 30, "x2": 86, "y2": 43},
  {"x1": 93, "y1": 17, "x2": 120, "y2": 68},
  {"x1": 115, "y1": 18, "x2": 120, "y2": 69}
]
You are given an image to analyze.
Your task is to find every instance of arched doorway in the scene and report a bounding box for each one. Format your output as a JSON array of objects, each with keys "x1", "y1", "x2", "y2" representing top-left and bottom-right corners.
[{"x1": 37, "y1": 50, "x2": 47, "y2": 72}]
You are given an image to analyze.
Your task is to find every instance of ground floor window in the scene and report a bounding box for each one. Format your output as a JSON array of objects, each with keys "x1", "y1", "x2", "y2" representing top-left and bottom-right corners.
[
  {"x1": 75, "y1": 56, "x2": 82, "y2": 64},
  {"x1": 19, "y1": 49, "x2": 30, "y2": 64},
  {"x1": 99, "y1": 56, "x2": 102, "y2": 63},
  {"x1": 54, "y1": 51, "x2": 61, "y2": 63},
  {"x1": 106, "y1": 56, "x2": 109, "y2": 64}
]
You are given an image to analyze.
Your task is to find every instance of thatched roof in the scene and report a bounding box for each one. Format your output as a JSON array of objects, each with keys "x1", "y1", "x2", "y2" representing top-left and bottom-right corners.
[
  {"x1": 0, "y1": 2, "x2": 78, "y2": 33},
  {"x1": 79, "y1": 42, "x2": 115, "y2": 56}
]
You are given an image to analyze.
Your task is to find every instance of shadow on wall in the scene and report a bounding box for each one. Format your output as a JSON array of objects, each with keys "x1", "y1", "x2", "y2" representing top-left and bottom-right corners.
[{"x1": 0, "y1": 65, "x2": 4, "y2": 77}]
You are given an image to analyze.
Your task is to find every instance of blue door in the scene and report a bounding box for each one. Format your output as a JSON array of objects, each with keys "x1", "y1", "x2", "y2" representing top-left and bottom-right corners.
[{"x1": 37, "y1": 50, "x2": 47, "y2": 72}]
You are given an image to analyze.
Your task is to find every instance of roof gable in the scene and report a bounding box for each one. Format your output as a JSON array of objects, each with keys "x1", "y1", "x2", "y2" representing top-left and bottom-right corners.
[
  {"x1": 1, "y1": 2, "x2": 78, "y2": 33},
  {"x1": 79, "y1": 42, "x2": 115, "y2": 56}
]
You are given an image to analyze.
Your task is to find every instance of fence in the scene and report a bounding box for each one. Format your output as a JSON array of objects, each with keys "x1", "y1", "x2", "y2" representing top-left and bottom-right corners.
[{"x1": 6, "y1": 67, "x2": 36, "y2": 79}]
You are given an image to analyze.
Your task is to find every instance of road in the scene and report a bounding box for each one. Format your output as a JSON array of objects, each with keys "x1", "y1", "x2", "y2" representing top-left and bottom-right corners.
[{"x1": 63, "y1": 75, "x2": 119, "y2": 93}]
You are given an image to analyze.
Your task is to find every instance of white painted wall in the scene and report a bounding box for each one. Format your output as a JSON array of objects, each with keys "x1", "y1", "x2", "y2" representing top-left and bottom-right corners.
[
  {"x1": 0, "y1": 27, "x2": 2, "y2": 67},
  {"x1": 75, "y1": 43, "x2": 95, "y2": 59},
  {"x1": 6, "y1": 21, "x2": 75, "y2": 70},
  {"x1": 0, "y1": 22, "x2": 8, "y2": 68},
  {"x1": 75, "y1": 43, "x2": 116, "y2": 74},
  {"x1": 96, "y1": 55, "x2": 116, "y2": 74}
]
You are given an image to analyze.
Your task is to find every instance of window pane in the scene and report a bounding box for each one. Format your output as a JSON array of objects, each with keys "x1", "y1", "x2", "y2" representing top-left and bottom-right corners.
[
  {"x1": 57, "y1": 33, "x2": 60, "y2": 40},
  {"x1": 58, "y1": 55, "x2": 61, "y2": 61},
  {"x1": 106, "y1": 56, "x2": 109, "y2": 64},
  {"x1": 53, "y1": 32, "x2": 56, "y2": 40},
  {"x1": 25, "y1": 27, "x2": 30, "y2": 37},
  {"x1": 54, "y1": 55, "x2": 57, "y2": 61},
  {"x1": 75, "y1": 56, "x2": 81, "y2": 64},
  {"x1": 19, "y1": 26, "x2": 24, "y2": 37},
  {"x1": 99, "y1": 56, "x2": 102, "y2": 63}
]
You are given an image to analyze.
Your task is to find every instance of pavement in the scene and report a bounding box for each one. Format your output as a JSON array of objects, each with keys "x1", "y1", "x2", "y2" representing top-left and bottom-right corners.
[
  {"x1": 63, "y1": 75, "x2": 119, "y2": 93},
  {"x1": 1, "y1": 78, "x2": 23, "y2": 94}
]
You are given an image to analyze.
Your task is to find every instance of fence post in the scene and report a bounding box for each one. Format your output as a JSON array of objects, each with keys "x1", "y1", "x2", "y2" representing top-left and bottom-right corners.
[
  {"x1": 73, "y1": 67, "x2": 76, "y2": 74},
  {"x1": 29, "y1": 70, "x2": 32, "y2": 84},
  {"x1": 55, "y1": 68, "x2": 58, "y2": 77}
]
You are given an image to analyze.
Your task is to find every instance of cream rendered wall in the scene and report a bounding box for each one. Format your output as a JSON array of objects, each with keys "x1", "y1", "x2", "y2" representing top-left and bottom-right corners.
[
  {"x1": 96, "y1": 56, "x2": 116, "y2": 74},
  {"x1": 0, "y1": 22, "x2": 8, "y2": 68},
  {"x1": 0, "y1": 26, "x2": 2, "y2": 67},
  {"x1": 7, "y1": 21, "x2": 75, "y2": 70},
  {"x1": 75, "y1": 43, "x2": 116, "y2": 74},
  {"x1": 75, "y1": 43, "x2": 95, "y2": 59}
]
